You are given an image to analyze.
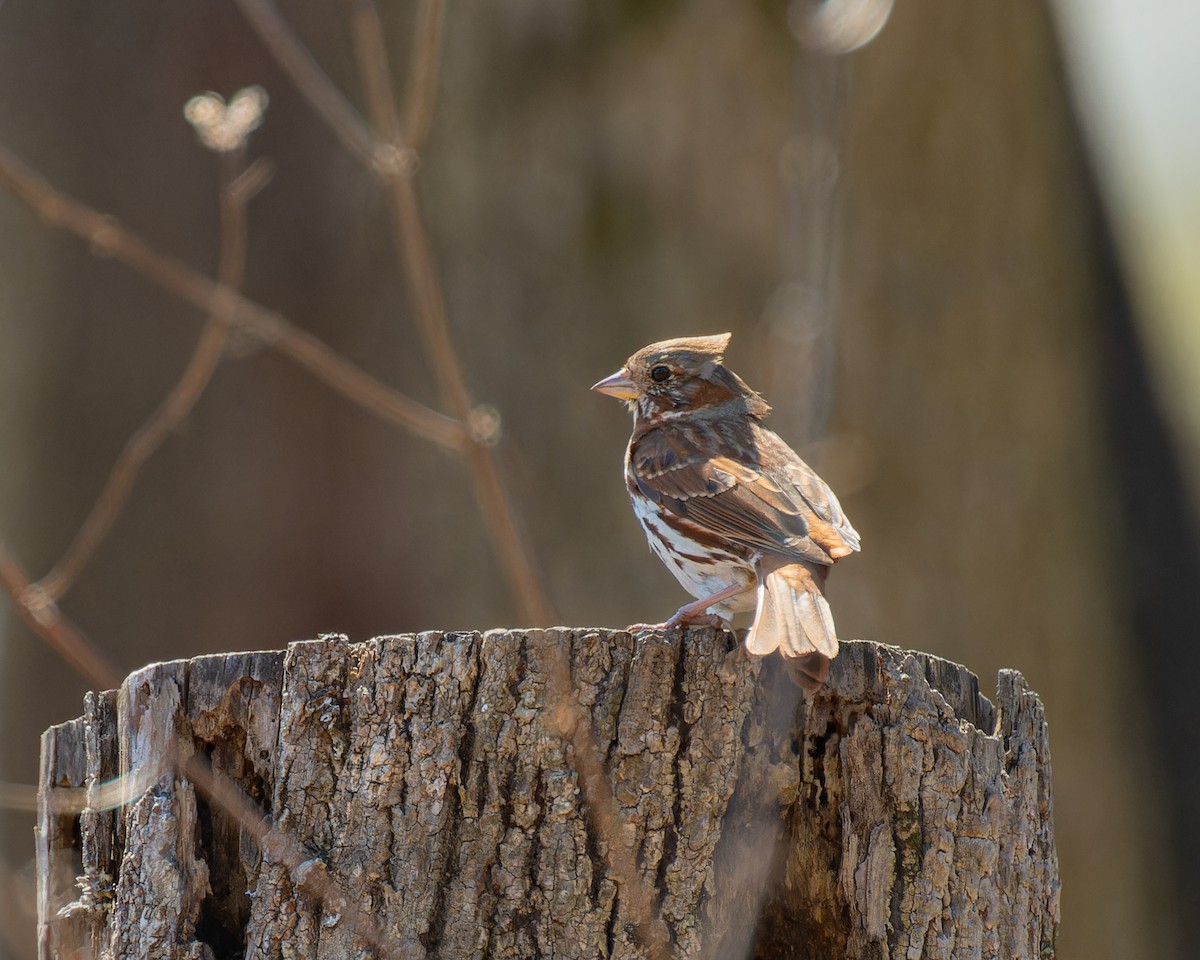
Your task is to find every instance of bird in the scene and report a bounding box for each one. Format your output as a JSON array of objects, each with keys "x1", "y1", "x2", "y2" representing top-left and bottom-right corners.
[{"x1": 591, "y1": 333, "x2": 860, "y2": 691}]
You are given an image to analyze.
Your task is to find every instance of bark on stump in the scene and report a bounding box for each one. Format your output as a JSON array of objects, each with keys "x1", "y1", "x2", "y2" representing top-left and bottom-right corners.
[{"x1": 36, "y1": 630, "x2": 1059, "y2": 959}]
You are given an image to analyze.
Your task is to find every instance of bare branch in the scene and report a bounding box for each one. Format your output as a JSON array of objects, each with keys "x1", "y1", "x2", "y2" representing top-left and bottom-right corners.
[
  {"x1": 238, "y1": 0, "x2": 555, "y2": 624},
  {"x1": 0, "y1": 541, "x2": 120, "y2": 691},
  {"x1": 0, "y1": 781, "x2": 38, "y2": 814},
  {"x1": 347, "y1": 0, "x2": 405, "y2": 145},
  {"x1": 225, "y1": 10, "x2": 666, "y2": 951},
  {"x1": 24, "y1": 741, "x2": 401, "y2": 954},
  {"x1": 36, "y1": 156, "x2": 268, "y2": 602},
  {"x1": 3, "y1": 757, "x2": 166, "y2": 815},
  {"x1": 351, "y1": 2, "x2": 556, "y2": 624},
  {"x1": 384, "y1": 174, "x2": 555, "y2": 624},
  {"x1": 342, "y1": 15, "x2": 665, "y2": 947},
  {"x1": 341, "y1": 1, "x2": 473, "y2": 418},
  {"x1": 543, "y1": 639, "x2": 673, "y2": 960},
  {"x1": 231, "y1": 0, "x2": 380, "y2": 166},
  {"x1": 177, "y1": 748, "x2": 399, "y2": 956},
  {"x1": 0, "y1": 143, "x2": 467, "y2": 453},
  {"x1": 402, "y1": 0, "x2": 447, "y2": 151}
]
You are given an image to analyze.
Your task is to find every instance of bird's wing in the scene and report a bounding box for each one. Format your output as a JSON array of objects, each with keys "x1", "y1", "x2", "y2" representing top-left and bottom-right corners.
[
  {"x1": 758, "y1": 428, "x2": 861, "y2": 554},
  {"x1": 631, "y1": 425, "x2": 852, "y2": 564}
]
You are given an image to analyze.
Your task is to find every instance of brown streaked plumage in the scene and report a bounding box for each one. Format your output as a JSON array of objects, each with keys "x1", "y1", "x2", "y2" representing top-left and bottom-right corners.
[{"x1": 592, "y1": 333, "x2": 860, "y2": 691}]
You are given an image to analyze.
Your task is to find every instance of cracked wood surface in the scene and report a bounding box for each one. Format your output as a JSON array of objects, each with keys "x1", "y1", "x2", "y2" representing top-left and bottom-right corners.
[{"x1": 36, "y1": 630, "x2": 1059, "y2": 959}]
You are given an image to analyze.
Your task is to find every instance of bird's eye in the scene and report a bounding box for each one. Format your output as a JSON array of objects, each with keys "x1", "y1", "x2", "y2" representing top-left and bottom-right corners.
[{"x1": 650, "y1": 365, "x2": 671, "y2": 383}]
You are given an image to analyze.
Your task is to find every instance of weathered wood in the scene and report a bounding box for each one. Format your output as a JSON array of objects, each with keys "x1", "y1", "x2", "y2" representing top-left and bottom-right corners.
[{"x1": 36, "y1": 630, "x2": 1058, "y2": 959}]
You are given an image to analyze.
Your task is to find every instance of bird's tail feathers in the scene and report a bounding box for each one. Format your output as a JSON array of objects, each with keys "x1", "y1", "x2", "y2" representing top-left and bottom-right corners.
[{"x1": 745, "y1": 563, "x2": 838, "y2": 692}]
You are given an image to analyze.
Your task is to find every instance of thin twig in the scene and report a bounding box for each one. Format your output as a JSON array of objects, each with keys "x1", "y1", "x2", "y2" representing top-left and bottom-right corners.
[
  {"x1": 3, "y1": 758, "x2": 165, "y2": 815},
  {"x1": 543, "y1": 635, "x2": 673, "y2": 960},
  {"x1": 350, "y1": 0, "x2": 556, "y2": 624},
  {"x1": 401, "y1": 0, "x2": 446, "y2": 151},
  {"x1": 237, "y1": 6, "x2": 665, "y2": 947},
  {"x1": 6, "y1": 145, "x2": 402, "y2": 953},
  {"x1": 386, "y1": 172, "x2": 555, "y2": 624},
  {"x1": 0, "y1": 781, "x2": 38, "y2": 814},
  {"x1": 0, "y1": 541, "x2": 120, "y2": 691},
  {"x1": 0, "y1": 144, "x2": 466, "y2": 453},
  {"x1": 344, "y1": 9, "x2": 664, "y2": 950},
  {"x1": 232, "y1": 0, "x2": 379, "y2": 167},
  {"x1": 178, "y1": 748, "x2": 398, "y2": 956},
  {"x1": 26, "y1": 745, "x2": 398, "y2": 953},
  {"x1": 346, "y1": 0, "x2": 405, "y2": 145},
  {"x1": 36, "y1": 157, "x2": 268, "y2": 602},
  {"x1": 234, "y1": 6, "x2": 666, "y2": 950},
  {"x1": 22, "y1": 694, "x2": 396, "y2": 955},
  {"x1": 240, "y1": 0, "x2": 553, "y2": 623}
]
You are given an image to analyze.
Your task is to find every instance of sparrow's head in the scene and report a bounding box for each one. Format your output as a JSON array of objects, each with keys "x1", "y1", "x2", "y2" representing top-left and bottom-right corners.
[{"x1": 591, "y1": 333, "x2": 770, "y2": 422}]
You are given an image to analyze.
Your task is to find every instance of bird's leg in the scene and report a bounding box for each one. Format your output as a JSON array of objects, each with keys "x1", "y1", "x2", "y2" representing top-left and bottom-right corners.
[{"x1": 628, "y1": 580, "x2": 756, "y2": 632}]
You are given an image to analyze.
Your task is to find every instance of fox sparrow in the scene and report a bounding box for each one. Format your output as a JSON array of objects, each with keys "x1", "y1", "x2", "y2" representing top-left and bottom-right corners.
[{"x1": 592, "y1": 333, "x2": 860, "y2": 691}]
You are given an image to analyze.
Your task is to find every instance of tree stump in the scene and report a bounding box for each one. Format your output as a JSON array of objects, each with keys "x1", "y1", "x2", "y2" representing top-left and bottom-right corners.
[{"x1": 36, "y1": 629, "x2": 1058, "y2": 959}]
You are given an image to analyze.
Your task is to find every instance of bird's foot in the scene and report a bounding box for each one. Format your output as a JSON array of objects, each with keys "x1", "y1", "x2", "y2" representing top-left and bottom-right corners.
[
  {"x1": 627, "y1": 609, "x2": 725, "y2": 633},
  {"x1": 666, "y1": 610, "x2": 724, "y2": 629}
]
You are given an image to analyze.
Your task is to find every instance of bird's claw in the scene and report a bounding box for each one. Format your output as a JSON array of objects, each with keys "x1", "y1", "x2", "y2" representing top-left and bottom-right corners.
[
  {"x1": 627, "y1": 611, "x2": 724, "y2": 633},
  {"x1": 626, "y1": 622, "x2": 666, "y2": 633},
  {"x1": 667, "y1": 611, "x2": 724, "y2": 629}
]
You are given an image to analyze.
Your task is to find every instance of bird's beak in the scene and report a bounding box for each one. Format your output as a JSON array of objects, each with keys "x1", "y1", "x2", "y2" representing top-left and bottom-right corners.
[{"x1": 591, "y1": 368, "x2": 640, "y2": 400}]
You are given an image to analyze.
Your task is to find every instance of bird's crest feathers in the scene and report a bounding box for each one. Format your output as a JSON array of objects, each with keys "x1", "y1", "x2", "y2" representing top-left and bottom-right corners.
[
  {"x1": 623, "y1": 333, "x2": 771, "y2": 420},
  {"x1": 631, "y1": 333, "x2": 732, "y2": 367}
]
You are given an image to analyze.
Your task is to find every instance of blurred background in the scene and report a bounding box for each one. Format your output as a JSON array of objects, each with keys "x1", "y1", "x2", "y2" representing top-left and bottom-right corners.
[{"x1": 1, "y1": 1, "x2": 1196, "y2": 957}]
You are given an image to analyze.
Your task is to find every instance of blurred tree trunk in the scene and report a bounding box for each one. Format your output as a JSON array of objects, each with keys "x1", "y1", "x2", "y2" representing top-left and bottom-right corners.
[
  {"x1": 822, "y1": 3, "x2": 1182, "y2": 957},
  {"x1": 38, "y1": 631, "x2": 1057, "y2": 959}
]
